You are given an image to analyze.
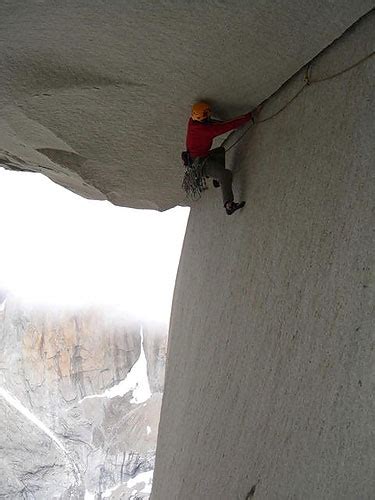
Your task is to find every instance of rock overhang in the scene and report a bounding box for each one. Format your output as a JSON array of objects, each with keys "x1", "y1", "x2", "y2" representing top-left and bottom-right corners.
[{"x1": 0, "y1": 1, "x2": 373, "y2": 210}]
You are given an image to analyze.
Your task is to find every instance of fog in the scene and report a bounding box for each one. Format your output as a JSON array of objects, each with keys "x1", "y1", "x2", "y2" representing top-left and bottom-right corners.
[{"x1": 0, "y1": 168, "x2": 189, "y2": 325}]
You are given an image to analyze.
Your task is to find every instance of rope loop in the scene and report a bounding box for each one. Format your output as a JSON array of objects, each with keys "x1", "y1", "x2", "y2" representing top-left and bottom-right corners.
[
  {"x1": 219, "y1": 50, "x2": 374, "y2": 153},
  {"x1": 181, "y1": 159, "x2": 208, "y2": 201}
]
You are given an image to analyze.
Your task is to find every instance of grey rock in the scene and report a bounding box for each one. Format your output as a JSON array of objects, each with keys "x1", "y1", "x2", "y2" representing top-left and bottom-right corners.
[
  {"x1": 0, "y1": 296, "x2": 166, "y2": 497},
  {"x1": 152, "y1": 10, "x2": 375, "y2": 500},
  {"x1": 0, "y1": 1, "x2": 373, "y2": 209}
]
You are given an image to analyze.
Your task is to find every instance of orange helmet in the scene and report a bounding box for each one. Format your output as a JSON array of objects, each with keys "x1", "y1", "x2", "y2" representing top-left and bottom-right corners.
[{"x1": 191, "y1": 102, "x2": 211, "y2": 122}]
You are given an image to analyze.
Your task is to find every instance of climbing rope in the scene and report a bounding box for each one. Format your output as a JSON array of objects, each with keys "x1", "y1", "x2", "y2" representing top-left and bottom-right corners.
[
  {"x1": 221, "y1": 50, "x2": 375, "y2": 153},
  {"x1": 181, "y1": 157, "x2": 208, "y2": 200},
  {"x1": 182, "y1": 50, "x2": 374, "y2": 201},
  {"x1": 309, "y1": 51, "x2": 375, "y2": 84}
]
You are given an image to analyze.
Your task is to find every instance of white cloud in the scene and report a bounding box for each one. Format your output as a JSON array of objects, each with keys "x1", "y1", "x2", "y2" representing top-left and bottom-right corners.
[{"x1": 0, "y1": 168, "x2": 189, "y2": 323}]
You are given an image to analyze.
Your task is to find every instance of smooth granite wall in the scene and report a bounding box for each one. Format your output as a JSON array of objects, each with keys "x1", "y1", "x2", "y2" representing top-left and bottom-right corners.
[
  {"x1": 152, "y1": 11, "x2": 375, "y2": 500},
  {"x1": 0, "y1": 1, "x2": 373, "y2": 209}
]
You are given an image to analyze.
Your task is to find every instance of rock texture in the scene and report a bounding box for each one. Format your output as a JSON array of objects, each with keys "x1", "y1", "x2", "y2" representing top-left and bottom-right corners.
[
  {"x1": 152, "y1": 11, "x2": 375, "y2": 500},
  {"x1": 1, "y1": 3, "x2": 374, "y2": 499},
  {"x1": 0, "y1": 295, "x2": 167, "y2": 498},
  {"x1": 0, "y1": 1, "x2": 373, "y2": 209}
]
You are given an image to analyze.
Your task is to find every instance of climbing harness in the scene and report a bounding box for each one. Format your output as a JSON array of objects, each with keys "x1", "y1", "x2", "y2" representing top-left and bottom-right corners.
[
  {"x1": 181, "y1": 153, "x2": 208, "y2": 200},
  {"x1": 220, "y1": 50, "x2": 375, "y2": 154}
]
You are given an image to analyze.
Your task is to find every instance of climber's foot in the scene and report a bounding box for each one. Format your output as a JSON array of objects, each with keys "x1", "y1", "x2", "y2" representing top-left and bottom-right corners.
[
  {"x1": 225, "y1": 200, "x2": 246, "y2": 215},
  {"x1": 213, "y1": 179, "x2": 220, "y2": 188}
]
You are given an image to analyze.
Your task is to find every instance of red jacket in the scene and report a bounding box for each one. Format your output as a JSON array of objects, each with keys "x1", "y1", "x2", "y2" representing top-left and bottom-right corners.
[{"x1": 186, "y1": 113, "x2": 252, "y2": 158}]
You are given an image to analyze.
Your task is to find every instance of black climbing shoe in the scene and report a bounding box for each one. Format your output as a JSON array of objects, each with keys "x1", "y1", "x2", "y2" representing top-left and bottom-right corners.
[
  {"x1": 225, "y1": 201, "x2": 246, "y2": 215},
  {"x1": 213, "y1": 179, "x2": 220, "y2": 188}
]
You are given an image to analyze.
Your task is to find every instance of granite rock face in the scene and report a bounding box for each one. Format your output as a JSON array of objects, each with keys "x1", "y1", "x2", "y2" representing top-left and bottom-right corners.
[
  {"x1": 0, "y1": 1, "x2": 373, "y2": 209},
  {"x1": 152, "y1": 11, "x2": 375, "y2": 499},
  {"x1": 0, "y1": 3, "x2": 374, "y2": 499},
  {"x1": 0, "y1": 295, "x2": 166, "y2": 498}
]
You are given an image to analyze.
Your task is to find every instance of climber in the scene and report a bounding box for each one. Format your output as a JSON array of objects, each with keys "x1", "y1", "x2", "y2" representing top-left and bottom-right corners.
[{"x1": 185, "y1": 101, "x2": 257, "y2": 215}]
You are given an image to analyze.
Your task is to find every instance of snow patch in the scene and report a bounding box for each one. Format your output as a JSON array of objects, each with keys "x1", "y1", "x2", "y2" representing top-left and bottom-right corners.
[
  {"x1": 147, "y1": 425, "x2": 151, "y2": 435},
  {"x1": 79, "y1": 326, "x2": 151, "y2": 405},
  {"x1": 92, "y1": 469, "x2": 154, "y2": 499},
  {"x1": 127, "y1": 470, "x2": 154, "y2": 494},
  {"x1": 102, "y1": 483, "x2": 122, "y2": 498},
  {"x1": 0, "y1": 386, "x2": 81, "y2": 485},
  {"x1": 0, "y1": 386, "x2": 67, "y2": 453}
]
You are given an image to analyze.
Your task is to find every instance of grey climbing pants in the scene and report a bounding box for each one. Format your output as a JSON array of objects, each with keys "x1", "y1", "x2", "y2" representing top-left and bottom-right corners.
[{"x1": 202, "y1": 147, "x2": 234, "y2": 205}]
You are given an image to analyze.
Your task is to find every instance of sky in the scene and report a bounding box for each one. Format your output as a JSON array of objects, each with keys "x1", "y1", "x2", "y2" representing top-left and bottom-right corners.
[{"x1": 0, "y1": 168, "x2": 189, "y2": 324}]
